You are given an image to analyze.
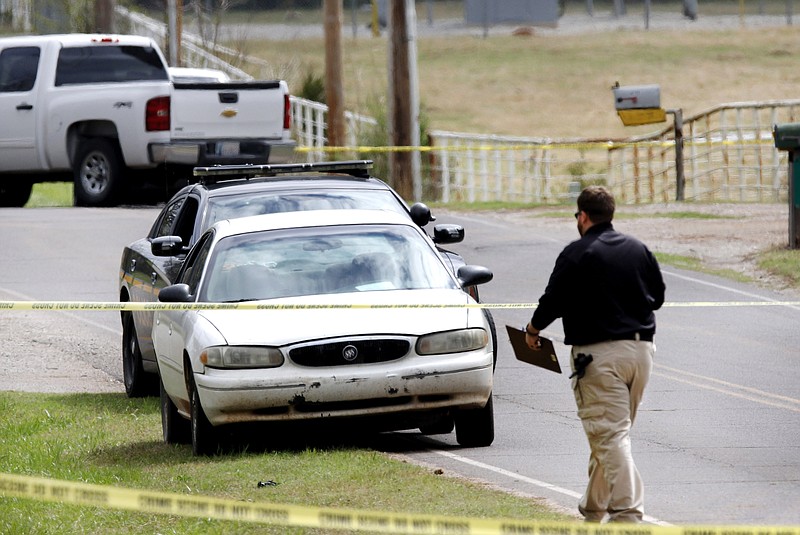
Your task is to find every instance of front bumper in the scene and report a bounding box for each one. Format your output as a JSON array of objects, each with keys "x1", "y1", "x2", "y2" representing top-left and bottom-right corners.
[
  {"x1": 194, "y1": 350, "x2": 493, "y2": 427},
  {"x1": 149, "y1": 139, "x2": 296, "y2": 165}
]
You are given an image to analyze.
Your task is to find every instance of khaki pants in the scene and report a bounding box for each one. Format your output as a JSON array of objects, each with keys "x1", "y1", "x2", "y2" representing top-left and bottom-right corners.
[{"x1": 570, "y1": 339, "x2": 654, "y2": 523}]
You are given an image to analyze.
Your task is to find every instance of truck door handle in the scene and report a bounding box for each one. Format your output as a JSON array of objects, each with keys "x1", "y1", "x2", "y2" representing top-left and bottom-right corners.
[
  {"x1": 16, "y1": 103, "x2": 33, "y2": 110},
  {"x1": 219, "y1": 92, "x2": 238, "y2": 104}
]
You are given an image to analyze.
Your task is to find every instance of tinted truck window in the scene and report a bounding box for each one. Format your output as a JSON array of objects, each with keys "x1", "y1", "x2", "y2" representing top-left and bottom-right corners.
[
  {"x1": 0, "y1": 46, "x2": 40, "y2": 92},
  {"x1": 55, "y1": 45, "x2": 168, "y2": 86}
]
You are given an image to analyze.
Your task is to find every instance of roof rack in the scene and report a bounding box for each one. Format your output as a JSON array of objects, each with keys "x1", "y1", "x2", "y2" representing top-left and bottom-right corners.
[{"x1": 192, "y1": 160, "x2": 374, "y2": 184}]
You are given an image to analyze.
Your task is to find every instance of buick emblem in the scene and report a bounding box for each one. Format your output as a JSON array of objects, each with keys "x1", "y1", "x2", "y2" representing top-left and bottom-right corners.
[{"x1": 342, "y1": 344, "x2": 358, "y2": 362}]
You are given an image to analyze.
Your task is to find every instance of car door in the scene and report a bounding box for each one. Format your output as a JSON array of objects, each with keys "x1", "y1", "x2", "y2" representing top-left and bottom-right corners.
[
  {"x1": 0, "y1": 45, "x2": 41, "y2": 171},
  {"x1": 154, "y1": 231, "x2": 213, "y2": 401},
  {"x1": 127, "y1": 192, "x2": 200, "y2": 362}
]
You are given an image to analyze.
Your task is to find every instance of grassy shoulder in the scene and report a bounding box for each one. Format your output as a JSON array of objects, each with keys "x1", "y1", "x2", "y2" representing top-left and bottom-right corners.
[
  {"x1": 757, "y1": 247, "x2": 800, "y2": 287},
  {"x1": 0, "y1": 392, "x2": 571, "y2": 534},
  {"x1": 26, "y1": 182, "x2": 73, "y2": 207}
]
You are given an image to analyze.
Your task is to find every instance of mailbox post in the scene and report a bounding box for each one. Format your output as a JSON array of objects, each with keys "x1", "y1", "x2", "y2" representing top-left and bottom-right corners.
[
  {"x1": 773, "y1": 123, "x2": 800, "y2": 249},
  {"x1": 612, "y1": 83, "x2": 685, "y2": 201}
]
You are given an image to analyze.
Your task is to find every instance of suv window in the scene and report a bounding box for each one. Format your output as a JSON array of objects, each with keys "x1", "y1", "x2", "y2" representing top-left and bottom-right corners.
[
  {"x1": 0, "y1": 46, "x2": 40, "y2": 92},
  {"x1": 55, "y1": 45, "x2": 168, "y2": 86},
  {"x1": 153, "y1": 196, "x2": 185, "y2": 238}
]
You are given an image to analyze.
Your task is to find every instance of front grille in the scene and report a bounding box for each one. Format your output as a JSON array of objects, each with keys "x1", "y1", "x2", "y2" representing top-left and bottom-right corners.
[
  {"x1": 289, "y1": 339, "x2": 410, "y2": 367},
  {"x1": 291, "y1": 396, "x2": 413, "y2": 413}
]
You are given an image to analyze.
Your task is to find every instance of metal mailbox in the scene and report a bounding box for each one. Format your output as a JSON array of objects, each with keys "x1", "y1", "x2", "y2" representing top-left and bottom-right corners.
[{"x1": 613, "y1": 84, "x2": 661, "y2": 110}]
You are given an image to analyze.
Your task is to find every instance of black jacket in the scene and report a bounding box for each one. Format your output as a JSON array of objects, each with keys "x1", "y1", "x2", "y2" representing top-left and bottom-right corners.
[{"x1": 531, "y1": 222, "x2": 665, "y2": 346}]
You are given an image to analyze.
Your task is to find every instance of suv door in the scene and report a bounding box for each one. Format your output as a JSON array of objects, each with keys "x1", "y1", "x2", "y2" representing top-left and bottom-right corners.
[{"x1": 126, "y1": 192, "x2": 200, "y2": 364}]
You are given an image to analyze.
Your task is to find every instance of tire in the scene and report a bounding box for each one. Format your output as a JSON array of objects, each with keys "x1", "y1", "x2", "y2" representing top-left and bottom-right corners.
[
  {"x1": 0, "y1": 178, "x2": 33, "y2": 207},
  {"x1": 454, "y1": 393, "x2": 495, "y2": 447},
  {"x1": 189, "y1": 373, "x2": 219, "y2": 456},
  {"x1": 160, "y1": 376, "x2": 190, "y2": 445},
  {"x1": 483, "y1": 308, "x2": 498, "y2": 371},
  {"x1": 122, "y1": 314, "x2": 157, "y2": 398},
  {"x1": 73, "y1": 138, "x2": 125, "y2": 206}
]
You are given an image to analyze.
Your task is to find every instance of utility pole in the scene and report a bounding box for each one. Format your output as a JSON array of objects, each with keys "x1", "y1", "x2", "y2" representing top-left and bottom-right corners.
[
  {"x1": 388, "y1": 0, "x2": 413, "y2": 200},
  {"x1": 324, "y1": 0, "x2": 346, "y2": 150},
  {"x1": 94, "y1": 0, "x2": 114, "y2": 32},
  {"x1": 166, "y1": 0, "x2": 183, "y2": 66}
]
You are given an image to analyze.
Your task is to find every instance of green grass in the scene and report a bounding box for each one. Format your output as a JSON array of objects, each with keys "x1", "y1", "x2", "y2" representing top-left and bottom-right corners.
[
  {"x1": 0, "y1": 392, "x2": 571, "y2": 534},
  {"x1": 758, "y1": 247, "x2": 800, "y2": 286},
  {"x1": 26, "y1": 182, "x2": 73, "y2": 207}
]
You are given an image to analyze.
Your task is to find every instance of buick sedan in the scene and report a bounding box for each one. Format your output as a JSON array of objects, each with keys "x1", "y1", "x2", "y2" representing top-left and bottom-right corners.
[{"x1": 154, "y1": 209, "x2": 495, "y2": 455}]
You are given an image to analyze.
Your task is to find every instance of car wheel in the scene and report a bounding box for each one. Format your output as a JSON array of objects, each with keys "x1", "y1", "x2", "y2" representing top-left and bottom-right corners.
[
  {"x1": 483, "y1": 308, "x2": 498, "y2": 371},
  {"x1": 0, "y1": 178, "x2": 33, "y2": 207},
  {"x1": 73, "y1": 138, "x2": 125, "y2": 206},
  {"x1": 454, "y1": 392, "x2": 494, "y2": 447},
  {"x1": 122, "y1": 314, "x2": 156, "y2": 398},
  {"x1": 419, "y1": 414, "x2": 455, "y2": 435},
  {"x1": 160, "y1": 376, "x2": 190, "y2": 445},
  {"x1": 189, "y1": 373, "x2": 219, "y2": 456}
]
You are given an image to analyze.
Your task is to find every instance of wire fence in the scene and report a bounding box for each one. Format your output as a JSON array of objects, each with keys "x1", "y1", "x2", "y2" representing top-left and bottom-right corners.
[{"x1": 288, "y1": 97, "x2": 794, "y2": 205}]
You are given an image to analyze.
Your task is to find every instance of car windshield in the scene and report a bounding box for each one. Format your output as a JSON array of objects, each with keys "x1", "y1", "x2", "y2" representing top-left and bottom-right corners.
[
  {"x1": 203, "y1": 190, "x2": 407, "y2": 230},
  {"x1": 200, "y1": 224, "x2": 457, "y2": 302}
]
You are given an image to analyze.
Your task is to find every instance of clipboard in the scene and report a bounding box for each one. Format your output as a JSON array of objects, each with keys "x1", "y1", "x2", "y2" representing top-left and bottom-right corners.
[{"x1": 505, "y1": 325, "x2": 562, "y2": 374}]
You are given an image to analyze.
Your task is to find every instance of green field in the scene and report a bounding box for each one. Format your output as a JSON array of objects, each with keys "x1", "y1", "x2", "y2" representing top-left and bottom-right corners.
[{"x1": 240, "y1": 14, "x2": 800, "y2": 140}]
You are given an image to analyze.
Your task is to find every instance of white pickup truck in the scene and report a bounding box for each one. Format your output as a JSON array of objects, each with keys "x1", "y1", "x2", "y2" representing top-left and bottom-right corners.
[{"x1": 0, "y1": 33, "x2": 295, "y2": 207}]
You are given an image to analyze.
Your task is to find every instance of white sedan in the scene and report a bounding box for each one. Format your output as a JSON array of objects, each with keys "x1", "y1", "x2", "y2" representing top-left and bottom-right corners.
[{"x1": 153, "y1": 209, "x2": 495, "y2": 455}]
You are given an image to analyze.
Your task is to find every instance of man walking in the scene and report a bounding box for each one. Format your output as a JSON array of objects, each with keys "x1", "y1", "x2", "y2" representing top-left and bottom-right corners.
[{"x1": 525, "y1": 185, "x2": 665, "y2": 523}]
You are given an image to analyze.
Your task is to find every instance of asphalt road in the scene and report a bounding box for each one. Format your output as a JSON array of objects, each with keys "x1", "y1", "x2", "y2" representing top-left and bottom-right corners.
[{"x1": 1, "y1": 207, "x2": 799, "y2": 525}]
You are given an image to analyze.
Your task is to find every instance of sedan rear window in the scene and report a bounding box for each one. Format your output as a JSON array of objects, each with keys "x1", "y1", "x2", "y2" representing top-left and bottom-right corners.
[{"x1": 201, "y1": 224, "x2": 456, "y2": 302}]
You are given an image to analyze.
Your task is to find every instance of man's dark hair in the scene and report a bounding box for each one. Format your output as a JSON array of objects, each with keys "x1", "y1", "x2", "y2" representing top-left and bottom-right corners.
[{"x1": 577, "y1": 185, "x2": 615, "y2": 223}]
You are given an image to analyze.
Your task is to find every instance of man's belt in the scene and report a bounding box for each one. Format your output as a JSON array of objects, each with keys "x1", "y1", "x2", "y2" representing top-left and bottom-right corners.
[{"x1": 611, "y1": 332, "x2": 654, "y2": 342}]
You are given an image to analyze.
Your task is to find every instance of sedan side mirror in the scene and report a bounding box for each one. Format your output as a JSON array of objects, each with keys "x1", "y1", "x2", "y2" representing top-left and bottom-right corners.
[
  {"x1": 151, "y1": 236, "x2": 185, "y2": 257},
  {"x1": 433, "y1": 223, "x2": 464, "y2": 244},
  {"x1": 158, "y1": 283, "x2": 194, "y2": 303},
  {"x1": 409, "y1": 202, "x2": 436, "y2": 227},
  {"x1": 457, "y1": 265, "x2": 493, "y2": 287}
]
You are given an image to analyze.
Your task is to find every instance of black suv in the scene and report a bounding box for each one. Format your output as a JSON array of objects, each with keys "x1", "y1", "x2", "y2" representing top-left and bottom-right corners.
[{"x1": 119, "y1": 160, "x2": 493, "y2": 397}]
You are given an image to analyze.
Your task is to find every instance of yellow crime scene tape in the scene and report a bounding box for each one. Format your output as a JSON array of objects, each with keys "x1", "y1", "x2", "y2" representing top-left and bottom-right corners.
[
  {"x1": 2, "y1": 300, "x2": 800, "y2": 311},
  {"x1": 294, "y1": 138, "x2": 773, "y2": 154},
  {"x1": 1, "y1": 472, "x2": 798, "y2": 534}
]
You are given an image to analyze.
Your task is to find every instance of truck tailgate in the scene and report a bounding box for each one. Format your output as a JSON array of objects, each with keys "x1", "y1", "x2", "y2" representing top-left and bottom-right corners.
[{"x1": 170, "y1": 81, "x2": 286, "y2": 140}]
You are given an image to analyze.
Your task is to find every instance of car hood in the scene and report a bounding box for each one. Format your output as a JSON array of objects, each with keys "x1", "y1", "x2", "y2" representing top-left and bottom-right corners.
[{"x1": 199, "y1": 289, "x2": 480, "y2": 346}]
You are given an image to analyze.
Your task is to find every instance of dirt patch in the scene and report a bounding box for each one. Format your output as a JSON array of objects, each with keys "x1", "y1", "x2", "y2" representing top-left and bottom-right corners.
[
  {"x1": 511, "y1": 202, "x2": 796, "y2": 296},
  {"x1": 617, "y1": 203, "x2": 793, "y2": 292}
]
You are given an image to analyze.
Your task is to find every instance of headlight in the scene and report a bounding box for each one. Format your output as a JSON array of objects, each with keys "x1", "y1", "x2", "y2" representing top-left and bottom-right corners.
[
  {"x1": 416, "y1": 328, "x2": 488, "y2": 355},
  {"x1": 200, "y1": 346, "x2": 284, "y2": 369}
]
